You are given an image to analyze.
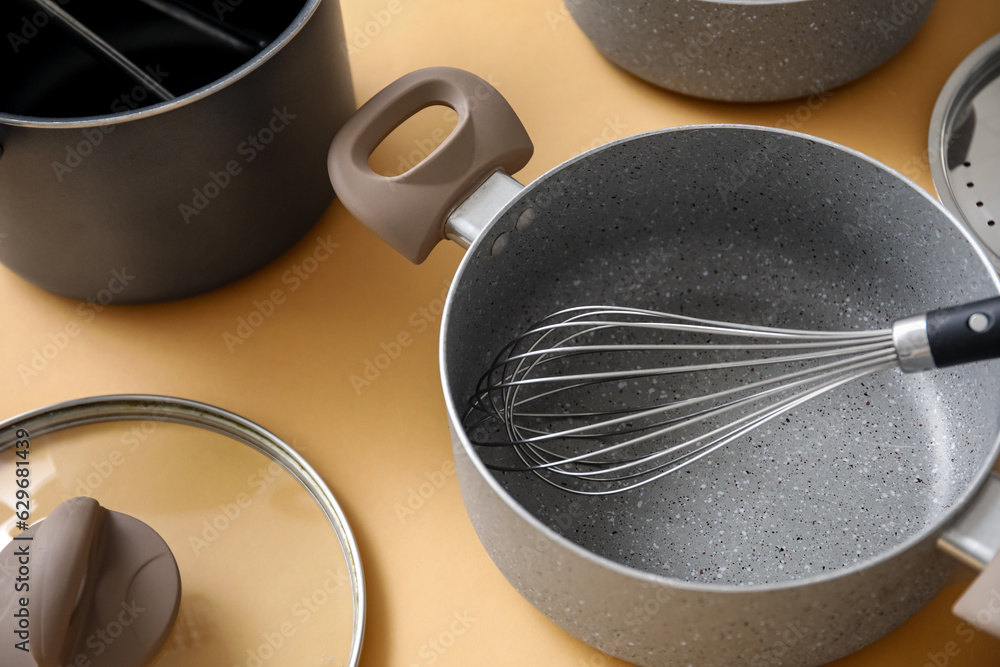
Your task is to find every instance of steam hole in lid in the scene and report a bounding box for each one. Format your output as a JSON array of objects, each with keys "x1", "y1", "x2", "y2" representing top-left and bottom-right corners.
[
  {"x1": 368, "y1": 105, "x2": 458, "y2": 177},
  {"x1": 967, "y1": 182, "x2": 974, "y2": 187},
  {"x1": 965, "y1": 161, "x2": 972, "y2": 167},
  {"x1": 989, "y1": 221, "x2": 996, "y2": 227},
  {"x1": 977, "y1": 201, "x2": 984, "y2": 207}
]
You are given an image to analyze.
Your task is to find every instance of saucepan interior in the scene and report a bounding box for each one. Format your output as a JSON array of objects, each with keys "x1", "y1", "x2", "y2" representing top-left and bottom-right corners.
[{"x1": 442, "y1": 126, "x2": 1000, "y2": 587}]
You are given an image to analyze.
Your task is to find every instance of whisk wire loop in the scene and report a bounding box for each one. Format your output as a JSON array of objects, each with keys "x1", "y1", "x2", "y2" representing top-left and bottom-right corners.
[{"x1": 464, "y1": 305, "x2": 900, "y2": 495}]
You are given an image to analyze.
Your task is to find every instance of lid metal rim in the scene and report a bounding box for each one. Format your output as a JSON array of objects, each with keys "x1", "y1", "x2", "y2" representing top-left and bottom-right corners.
[
  {"x1": 928, "y1": 32, "x2": 1000, "y2": 259},
  {"x1": 0, "y1": 393, "x2": 366, "y2": 667}
]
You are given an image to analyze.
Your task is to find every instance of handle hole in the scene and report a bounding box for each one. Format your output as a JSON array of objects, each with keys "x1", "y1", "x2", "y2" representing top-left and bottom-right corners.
[{"x1": 368, "y1": 105, "x2": 458, "y2": 177}]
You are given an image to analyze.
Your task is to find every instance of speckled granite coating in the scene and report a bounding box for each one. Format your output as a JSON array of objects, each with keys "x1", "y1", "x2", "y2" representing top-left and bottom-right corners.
[
  {"x1": 442, "y1": 126, "x2": 1000, "y2": 665},
  {"x1": 566, "y1": 0, "x2": 936, "y2": 102}
]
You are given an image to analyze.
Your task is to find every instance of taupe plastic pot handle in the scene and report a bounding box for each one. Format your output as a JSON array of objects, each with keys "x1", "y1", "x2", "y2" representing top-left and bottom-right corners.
[
  {"x1": 944, "y1": 472, "x2": 1000, "y2": 638},
  {"x1": 328, "y1": 67, "x2": 534, "y2": 263}
]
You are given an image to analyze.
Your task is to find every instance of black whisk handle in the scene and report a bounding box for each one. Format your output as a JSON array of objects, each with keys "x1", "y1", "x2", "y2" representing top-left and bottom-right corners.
[{"x1": 927, "y1": 296, "x2": 1000, "y2": 368}]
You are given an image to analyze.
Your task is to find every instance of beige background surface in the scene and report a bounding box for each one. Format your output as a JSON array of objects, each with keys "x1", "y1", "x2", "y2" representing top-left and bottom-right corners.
[{"x1": 2, "y1": 0, "x2": 1000, "y2": 664}]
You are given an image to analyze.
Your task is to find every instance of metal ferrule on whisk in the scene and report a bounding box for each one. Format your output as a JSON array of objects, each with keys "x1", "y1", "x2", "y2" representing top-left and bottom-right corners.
[{"x1": 892, "y1": 314, "x2": 936, "y2": 373}]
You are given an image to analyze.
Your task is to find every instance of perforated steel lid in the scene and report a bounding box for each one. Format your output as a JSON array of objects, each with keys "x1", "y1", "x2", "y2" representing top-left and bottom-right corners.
[
  {"x1": 930, "y1": 33, "x2": 1000, "y2": 262},
  {"x1": 0, "y1": 395, "x2": 365, "y2": 667}
]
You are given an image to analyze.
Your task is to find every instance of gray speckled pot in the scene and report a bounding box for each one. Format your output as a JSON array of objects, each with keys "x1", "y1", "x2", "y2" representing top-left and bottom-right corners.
[
  {"x1": 329, "y1": 69, "x2": 1000, "y2": 666},
  {"x1": 436, "y1": 126, "x2": 1000, "y2": 665},
  {"x1": 566, "y1": 0, "x2": 935, "y2": 102}
]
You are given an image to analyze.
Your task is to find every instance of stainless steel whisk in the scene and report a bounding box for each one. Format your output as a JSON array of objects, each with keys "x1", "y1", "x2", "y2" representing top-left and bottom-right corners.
[{"x1": 464, "y1": 298, "x2": 1000, "y2": 495}]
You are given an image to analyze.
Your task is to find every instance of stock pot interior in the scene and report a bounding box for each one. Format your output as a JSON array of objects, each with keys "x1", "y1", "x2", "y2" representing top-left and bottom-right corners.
[
  {"x1": 444, "y1": 126, "x2": 1000, "y2": 587},
  {"x1": 0, "y1": 0, "x2": 304, "y2": 119}
]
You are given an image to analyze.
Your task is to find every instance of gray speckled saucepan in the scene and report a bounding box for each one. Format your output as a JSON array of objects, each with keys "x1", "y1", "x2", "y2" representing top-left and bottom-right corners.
[
  {"x1": 565, "y1": 0, "x2": 935, "y2": 102},
  {"x1": 329, "y1": 68, "x2": 1000, "y2": 666}
]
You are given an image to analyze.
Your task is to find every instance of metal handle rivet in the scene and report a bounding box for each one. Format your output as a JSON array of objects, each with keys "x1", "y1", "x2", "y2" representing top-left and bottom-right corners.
[
  {"x1": 515, "y1": 207, "x2": 536, "y2": 231},
  {"x1": 491, "y1": 232, "x2": 510, "y2": 257}
]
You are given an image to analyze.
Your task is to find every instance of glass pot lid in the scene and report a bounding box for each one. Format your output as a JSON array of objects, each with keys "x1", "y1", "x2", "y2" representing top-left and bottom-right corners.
[{"x1": 0, "y1": 395, "x2": 365, "y2": 667}]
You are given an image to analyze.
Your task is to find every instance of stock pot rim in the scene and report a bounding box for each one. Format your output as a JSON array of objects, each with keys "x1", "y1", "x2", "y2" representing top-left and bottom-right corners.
[{"x1": 0, "y1": 0, "x2": 324, "y2": 129}]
